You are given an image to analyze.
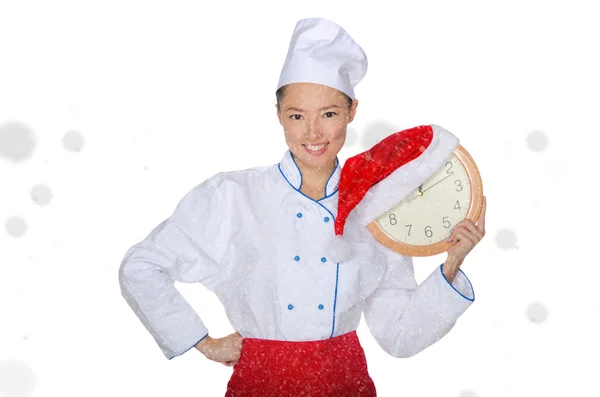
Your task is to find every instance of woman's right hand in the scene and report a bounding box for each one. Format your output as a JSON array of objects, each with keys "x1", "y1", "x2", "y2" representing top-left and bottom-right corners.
[{"x1": 194, "y1": 332, "x2": 243, "y2": 366}]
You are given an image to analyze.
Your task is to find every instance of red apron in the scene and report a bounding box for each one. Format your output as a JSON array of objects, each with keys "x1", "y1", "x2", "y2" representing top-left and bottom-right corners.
[{"x1": 225, "y1": 330, "x2": 377, "y2": 396}]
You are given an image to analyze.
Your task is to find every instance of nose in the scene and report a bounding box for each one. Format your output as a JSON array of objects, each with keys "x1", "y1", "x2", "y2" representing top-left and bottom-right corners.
[{"x1": 305, "y1": 118, "x2": 323, "y2": 141}]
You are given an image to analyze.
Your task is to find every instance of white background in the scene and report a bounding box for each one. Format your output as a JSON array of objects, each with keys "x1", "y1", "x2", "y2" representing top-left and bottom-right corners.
[{"x1": 1, "y1": 1, "x2": 598, "y2": 396}]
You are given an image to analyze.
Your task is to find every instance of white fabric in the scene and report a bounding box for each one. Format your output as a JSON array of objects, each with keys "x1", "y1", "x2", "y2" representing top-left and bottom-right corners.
[
  {"x1": 276, "y1": 17, "x2": 368, "y2": 100},
  {"x1": 118, "y1": 150, "x2": 475, "y2": 360},
  {"x1": 355, "y1": 124, "x2": 460, "y2": 226}
]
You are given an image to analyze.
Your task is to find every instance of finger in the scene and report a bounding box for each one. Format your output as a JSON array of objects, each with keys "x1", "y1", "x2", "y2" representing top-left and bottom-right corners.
[
  {"x1": 476, "y1": 196, "x2": 486, "y2": 233},
  {"x1": 447, "y1": 225, "x2": 468, "y2": 243},
  {"x1": 459, "y1": 219, "x2": 484, "y2": 240},
  {"x1": 446, "y1": 226, "x2": 461, "y2": 243},
  {"x1": 453, "y1": 229, "x2": 477, "y2": 246},
  {"x1": 452, "y1": 219, "x2": 474, "y2": 231}
]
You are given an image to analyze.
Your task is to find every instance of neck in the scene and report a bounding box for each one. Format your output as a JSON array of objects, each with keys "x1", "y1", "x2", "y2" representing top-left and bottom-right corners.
[{"x1": 294, "y1": 156, "x2": 337, "y2": 191}]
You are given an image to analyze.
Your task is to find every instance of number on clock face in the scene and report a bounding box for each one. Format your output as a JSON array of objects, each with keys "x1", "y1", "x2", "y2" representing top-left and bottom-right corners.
[{"x1": 376, "y1": 154, "x2": 471, "y2": 246}]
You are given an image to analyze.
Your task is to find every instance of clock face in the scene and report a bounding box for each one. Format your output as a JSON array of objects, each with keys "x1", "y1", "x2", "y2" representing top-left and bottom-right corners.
[{"x1": 375, "y1": 154, "x2": 471, "y2": 246}]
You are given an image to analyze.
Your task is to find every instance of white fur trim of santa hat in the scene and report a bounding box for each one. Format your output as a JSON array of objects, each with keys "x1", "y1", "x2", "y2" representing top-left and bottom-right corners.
[{"x1": 327, "y1": 234, "x2": 355, "y2": 264}]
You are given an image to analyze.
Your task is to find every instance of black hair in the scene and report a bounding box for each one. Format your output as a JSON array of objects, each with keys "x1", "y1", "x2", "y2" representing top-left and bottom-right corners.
[{"x1": 276, "y1": 85, "x2": 353, "y2": 111}]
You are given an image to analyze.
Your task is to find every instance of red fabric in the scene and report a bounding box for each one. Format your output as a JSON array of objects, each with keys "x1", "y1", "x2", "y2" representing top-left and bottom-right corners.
[
  {"x1": 225, "y1": 331, "x2": 377, "y2": 396},
  {"x1": 334, "y1": 125, "x2": 434, "y2": 236}
]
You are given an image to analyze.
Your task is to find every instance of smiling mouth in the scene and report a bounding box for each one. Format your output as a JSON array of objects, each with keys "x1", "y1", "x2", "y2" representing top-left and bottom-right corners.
[{"x1": 304, "y1": 143, "x2": 329, "y2": 151}]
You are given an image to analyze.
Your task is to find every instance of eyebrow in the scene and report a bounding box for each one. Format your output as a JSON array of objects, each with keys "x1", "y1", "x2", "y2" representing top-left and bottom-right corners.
[{"x1": 285, "y1": 104, "x2": 342, "y2": 112}]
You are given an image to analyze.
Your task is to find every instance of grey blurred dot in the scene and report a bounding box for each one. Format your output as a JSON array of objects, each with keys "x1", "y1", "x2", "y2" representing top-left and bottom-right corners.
[
  {"x1": 0, "y1": 359, "x2": 36, "y2": 397},
  {"x1": 344, "y1": 127, "x2": 358, "y2": 147},
  {"x1": 23, "y1": 335, "x2": 28, "y2": 340},
  {"x1": 526, "y1": 130, "x2": 549, "y2": 152},
  {"x1": 458, "y1": 390, "x2": 478, "y2": 397},
  {"x1": 62, "y1": 130, "x2": 85, "y2": 152},
  {"x1": 526, "y1": 301, "x2": 549, "y2": 324},
  {"x1": 5, "y1": 216, "x2": 27, "y2": 238},
  {"x1": 495, "y1": 228, "x2": 517, "y2": 250},
  {"x1": 143, "y1": 165, "x2": 148, "y2": 170},
  {"x1": 0, "y1": 121, "x2": 36, "y2": 162},
  {"x1": 360, "y1": 120, "x2": 399, "y2": 150},
  {"x1": 30, "y1": 184, "x2": 52, "y2": 206}
]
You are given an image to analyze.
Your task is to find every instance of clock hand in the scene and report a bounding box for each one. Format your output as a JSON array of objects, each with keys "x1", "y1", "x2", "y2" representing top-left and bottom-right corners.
[
  {"x1": 405, "y1": 184, "x2": 423, "y2": 203},
  {"x1": 421, "y1": 173, "x2": 453, "y2": 194}
]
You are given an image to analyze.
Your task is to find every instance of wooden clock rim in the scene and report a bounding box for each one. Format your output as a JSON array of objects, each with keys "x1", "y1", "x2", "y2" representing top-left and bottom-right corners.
[{"x1": 366, "y1": 144, "x2": 484, "y2": 257}]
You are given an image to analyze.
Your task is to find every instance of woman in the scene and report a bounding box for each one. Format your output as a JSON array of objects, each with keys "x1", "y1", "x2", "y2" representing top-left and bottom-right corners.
[{"x1": 118, "y1": 17, "x2": 486, "y2": 396}]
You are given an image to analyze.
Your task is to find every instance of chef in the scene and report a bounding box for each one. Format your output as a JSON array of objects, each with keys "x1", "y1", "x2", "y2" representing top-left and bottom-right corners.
[{"x1": 118, "y1": 17, "x2": 486, "y2": 396}]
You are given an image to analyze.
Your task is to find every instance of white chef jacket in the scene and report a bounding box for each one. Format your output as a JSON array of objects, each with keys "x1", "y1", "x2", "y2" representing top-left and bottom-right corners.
[{"x1": 118, "y1": 149, "x2": 475, "y2": 361}]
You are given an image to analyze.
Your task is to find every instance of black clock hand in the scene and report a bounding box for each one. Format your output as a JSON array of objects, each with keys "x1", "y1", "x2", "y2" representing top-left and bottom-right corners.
[
  {"x1": 404, "y1": 184, "x2": 423, "y2": 203},
  {"x1": 422, "y1": 173, "x2": 453, "y2": 193}
]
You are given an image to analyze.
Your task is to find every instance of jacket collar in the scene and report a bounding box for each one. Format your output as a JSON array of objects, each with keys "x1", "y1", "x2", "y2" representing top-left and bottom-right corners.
[{"x1": 277, "y1": 150, "x2": 341, "y2": 198}]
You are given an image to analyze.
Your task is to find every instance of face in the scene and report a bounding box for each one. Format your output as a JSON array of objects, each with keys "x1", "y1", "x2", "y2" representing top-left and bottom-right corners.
[{"x1": 276, "y1": 82, "x2": 358, "y2": 171}]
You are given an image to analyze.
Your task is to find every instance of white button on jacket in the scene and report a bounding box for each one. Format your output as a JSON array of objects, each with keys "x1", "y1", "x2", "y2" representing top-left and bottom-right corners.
[{"x1": 119, "y1": 146, "x2": 475, "y2": 360}]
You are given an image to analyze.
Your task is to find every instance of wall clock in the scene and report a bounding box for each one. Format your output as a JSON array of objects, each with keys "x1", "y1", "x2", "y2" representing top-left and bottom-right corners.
[{"x1": 366, "y1": 144, "x2": 484, "y2": 257}]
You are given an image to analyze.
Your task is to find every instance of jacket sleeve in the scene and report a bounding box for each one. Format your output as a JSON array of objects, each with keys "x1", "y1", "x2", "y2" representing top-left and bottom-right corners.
[
  {"x1": 363, "y1": 248, "x2": 475, "y2": 358},
  {"x1": 118, "y1": 176, "x2": 230, "y2": 360}
]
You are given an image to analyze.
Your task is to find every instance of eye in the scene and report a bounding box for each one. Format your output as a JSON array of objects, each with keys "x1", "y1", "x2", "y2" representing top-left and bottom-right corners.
[
  {"x1": 324, "y1": 112, "x2": 337, "y2": 118},
  {"x1": 289, "y1": 114, "x2": 303, "y2": 120}
]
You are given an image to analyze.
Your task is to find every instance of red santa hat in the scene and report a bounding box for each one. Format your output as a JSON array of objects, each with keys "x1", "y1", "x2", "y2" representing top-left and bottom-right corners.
[{"x1": 327, "y1": 124, "x2": 460, "y2": 263}]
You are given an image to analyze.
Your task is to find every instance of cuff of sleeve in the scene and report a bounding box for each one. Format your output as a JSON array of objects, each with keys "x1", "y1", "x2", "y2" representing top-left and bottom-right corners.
[
  {"x1": 158, "y1": 314, "x2": 209, "y2": 360},
  {"x1": 168, "y1": 332, "x2": 209, "y2": 360},
  {"x1": 439, "y1": 264, "x2": 475, "y2": 302},
  {"x1": 415, "y1": 264, "x2": 475, "y2": 322}
]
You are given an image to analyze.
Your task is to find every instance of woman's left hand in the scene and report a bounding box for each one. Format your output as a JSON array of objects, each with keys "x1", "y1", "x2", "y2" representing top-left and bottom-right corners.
[{"x1": 446, "y1": 196, "x2": 486, "y2": 262}]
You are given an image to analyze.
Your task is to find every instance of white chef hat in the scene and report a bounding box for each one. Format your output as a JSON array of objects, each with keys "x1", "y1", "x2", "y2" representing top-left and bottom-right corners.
[{"x1": 276, "y1": 18, "x2": 368, "y2": 100}]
